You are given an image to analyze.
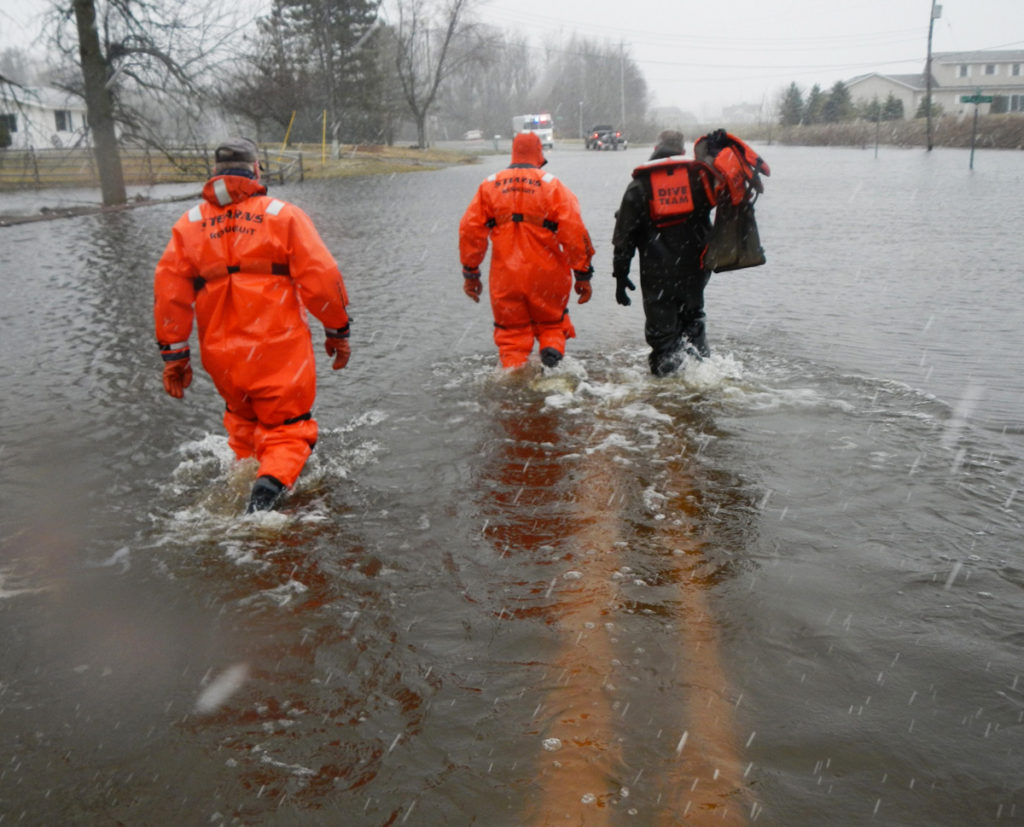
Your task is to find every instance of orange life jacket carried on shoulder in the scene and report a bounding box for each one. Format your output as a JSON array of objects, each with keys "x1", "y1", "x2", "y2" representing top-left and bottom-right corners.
[
  {"x1": 693, "y1": 130, "x2": 771, "y2": 206},
  {"x1": 632, "y1": 156, "x2": 716, "y2": 227}
]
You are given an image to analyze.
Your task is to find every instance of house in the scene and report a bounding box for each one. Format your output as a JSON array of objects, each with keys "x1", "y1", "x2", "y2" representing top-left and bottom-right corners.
[
  {"x1": 0, "y1": 82, "x2": 90, "y2": 149},
  {"x1": 930, "y1": 50, "x2": 1024, "y2": 115},
  {"x1": 846, "y1": 50, "x2": 1024, "y2": 119},
  {"x1": 845, "y1": 72, "x2": 928, "y2": 119}
]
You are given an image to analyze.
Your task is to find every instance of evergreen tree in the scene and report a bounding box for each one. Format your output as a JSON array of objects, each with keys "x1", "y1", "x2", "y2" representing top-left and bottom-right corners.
[
  {"x1": 882, "y1": 93, "x2": 904, "y2": 121},
  {"x1": 225, "y1": 5, "x2": 313, "y2": 141},
  {"x1": 915, "y1": 96, "x2": 943, "y2": 119},
  {"x1": 778, "y1": 82, "x2": 803, "y2": 126},
  {"x1": 862, "y1": 96, "x2": 881, "y2": 122},
  {"x1": 821, "y1": 80, "x2": 854, "y2": 123},
  {"x1": 804, "y1": 84, "x2": 826, "y2": 124},
  {"x1": 228, "y1": 0, "x2": 386, "y2": 144}
]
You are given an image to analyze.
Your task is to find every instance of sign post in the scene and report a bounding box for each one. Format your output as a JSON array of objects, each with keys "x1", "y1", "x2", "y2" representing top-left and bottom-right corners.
[{"x1": 960, "y1": 90, "x2": 993, "y2": 169}]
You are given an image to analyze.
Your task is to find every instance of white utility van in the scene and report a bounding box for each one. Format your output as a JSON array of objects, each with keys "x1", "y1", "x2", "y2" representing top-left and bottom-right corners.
[{"x1": 511, "y1": 113, "x2": 554, "y2": 149}]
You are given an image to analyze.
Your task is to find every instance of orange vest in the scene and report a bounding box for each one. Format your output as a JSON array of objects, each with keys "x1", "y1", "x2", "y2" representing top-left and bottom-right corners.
[
  {"x1": 632, "y1": 157, "x2": 716, "y2": 226},
  {"x1": 696, "y1": 132, "x2": 771, "y2": 206}
]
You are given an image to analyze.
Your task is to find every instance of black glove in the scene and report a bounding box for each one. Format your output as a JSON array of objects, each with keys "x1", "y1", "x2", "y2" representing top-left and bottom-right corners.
[{"x1": 614, "y1": 274, "x2": 635, "y2": 306}]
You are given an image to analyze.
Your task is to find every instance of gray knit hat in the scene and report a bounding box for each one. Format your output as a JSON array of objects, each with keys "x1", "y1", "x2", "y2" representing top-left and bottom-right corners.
[
  {"x1": 653, "y1": 130, "x2": 685, "y2": 156},
  {"x1": 214, "y1": 137, "x2": 260, "y2": 164}
]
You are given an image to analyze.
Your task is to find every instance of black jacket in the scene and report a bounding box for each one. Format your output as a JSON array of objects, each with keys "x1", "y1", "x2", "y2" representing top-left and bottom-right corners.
[{"x1": 612, "y1": 151, "x2": 716, "y2": 284}]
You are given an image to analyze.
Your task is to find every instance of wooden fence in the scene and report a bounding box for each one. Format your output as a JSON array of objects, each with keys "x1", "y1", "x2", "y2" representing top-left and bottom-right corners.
[{"x1": 0, "y1": 146, "x2": 304, "y2": 190}]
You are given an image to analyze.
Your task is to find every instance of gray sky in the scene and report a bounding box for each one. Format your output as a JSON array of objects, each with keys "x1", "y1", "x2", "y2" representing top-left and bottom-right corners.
[
  {"x1": 0, "y1": 1, "x2": 50, "y2": 52},
  {"x1": 474, "y1": 0, "x2": 1024, "y2": 117},
  {"x1": 3, "y1": 1, "x2": 1023, "y2": 118}
]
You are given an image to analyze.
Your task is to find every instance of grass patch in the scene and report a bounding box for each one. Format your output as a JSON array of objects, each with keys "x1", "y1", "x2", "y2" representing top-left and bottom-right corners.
[
  {"x1": 285, "y1": 143, "x2": 482, "y2": 180},
  {"x1": 0, "y1": 142, "x2": 484, "y2": 191},
  {"x1": 731, "y1": 114, "x2": 1024, "y2": 150}
]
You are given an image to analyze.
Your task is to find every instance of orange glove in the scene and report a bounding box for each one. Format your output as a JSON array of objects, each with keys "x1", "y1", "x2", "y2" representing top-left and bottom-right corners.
[
  {"x1": 573, "y1": 269, "x2": 593, "y2": 304},
  {"x1": 325, "y1": 337, "x2": 350, "y2": 369},
  {"x1": 463, "y1": 266, "x2": 482, "y2": 302},
  {"x1": 159, "y1": 344, "x2": 192, "y2": 398},
  {"x1": 162, "y1": 360, "x2": 192, "y2": 398},
  {"x1": 324, "y1": 325, "x2": 351, "y2": 370}
]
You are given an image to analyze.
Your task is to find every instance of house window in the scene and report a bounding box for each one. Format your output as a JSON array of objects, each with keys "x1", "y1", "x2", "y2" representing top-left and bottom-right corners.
[
  {"x1": 1014, "y1": 64, "x2": 1021, "y2": 76},
  {"x1": 1012, "y1": 95, "x2": 1024, "y2": 112},
  {"x1": 958, "y1": 64, "x2": 969, "y2": 78},
  {"x1": 985, "y1": 64, "x2": 996, "y2": 76},
  {"x1": 54, "y1": 110, "x2": 73, "y2": 131},
  {"x1": 0, "y1": 113, "x2": 16, "y2": 133}
]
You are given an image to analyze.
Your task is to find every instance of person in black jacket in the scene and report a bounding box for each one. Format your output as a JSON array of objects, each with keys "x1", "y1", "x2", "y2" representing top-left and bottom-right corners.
[{"x1": 612, "y1": 130, "x2": 718, "y2": 376}]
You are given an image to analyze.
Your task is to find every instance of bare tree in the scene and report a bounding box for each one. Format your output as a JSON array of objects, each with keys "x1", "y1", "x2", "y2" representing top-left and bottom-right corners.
[
  {"x1": 536, "y1": 36, "x2": 649, "y2": 140},
  {"x1": 391, "y1": 0, "x2": 478, "y2": 148},
  {"x1": 437, "y1": 26, "x2": 532, "y2": 140},
  {"x1": 50, "y1": 0, "x2": 254, "y2": 205},
  {"x1": 71, "y1": 0, "x2": 125, "y2": 205}
]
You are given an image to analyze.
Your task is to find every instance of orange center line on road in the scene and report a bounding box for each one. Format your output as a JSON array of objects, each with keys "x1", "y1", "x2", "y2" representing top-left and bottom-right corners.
[{"x1": 531, "y1": 453, "x2": 752, "y2": 826}]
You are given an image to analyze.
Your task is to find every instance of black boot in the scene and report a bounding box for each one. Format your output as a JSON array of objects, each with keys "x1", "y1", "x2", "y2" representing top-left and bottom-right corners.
[
  {"x1": 540, "y1": 347, "x2": 563, "y2": 368},
  {"x1": 649, "y1": 348, "x2": 682, "y2": 377},
  {"x1": 683, "y1": 316, "x2": 710, "y2": 359},
  {"x1": 246, "y1": 475, "x2": 286, "y2": 513}
]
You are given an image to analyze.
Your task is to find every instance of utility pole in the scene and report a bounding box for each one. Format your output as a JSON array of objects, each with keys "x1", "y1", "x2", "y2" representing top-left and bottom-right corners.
[
  {"x1": 620, "y1": 40, "x2": 626, "y2": 126},
  {"x1": 926, "y1": 1, "x2": 942, "y2": 151}
]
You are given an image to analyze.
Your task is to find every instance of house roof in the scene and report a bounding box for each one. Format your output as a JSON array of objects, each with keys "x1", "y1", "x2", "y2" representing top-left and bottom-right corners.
[
  {"x1": 846, "y1": 72, "x2": 933, "y2": 92},
  {"x1": 1, "y1": 85, "x2": 87, "y2": 111},
  {"x1": 843, "y1": 49, "x2": 1024, "y2": 101},
  {"x1": 933, "y1": 50, "x2": 1024, "y2": 63},
  {"x1": 0, "y1": 72, "x2": 27, "y2": 88}
]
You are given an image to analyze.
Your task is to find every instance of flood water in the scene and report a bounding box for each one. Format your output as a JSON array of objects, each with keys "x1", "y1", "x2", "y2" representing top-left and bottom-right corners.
[{"x1": 1, "y1": 142, "x2": 1022, "y2": 826}]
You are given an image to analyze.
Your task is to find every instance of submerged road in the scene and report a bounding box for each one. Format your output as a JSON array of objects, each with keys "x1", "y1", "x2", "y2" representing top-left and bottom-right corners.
[{"x1": 1, "y1": 143, "x2": 1023, "y2": 824}]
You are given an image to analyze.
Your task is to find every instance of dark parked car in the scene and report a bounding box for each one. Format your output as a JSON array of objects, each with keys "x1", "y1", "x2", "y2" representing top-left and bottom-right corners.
[{"x1": 585, "y1": 124, "x2": 627, "y2": 150}]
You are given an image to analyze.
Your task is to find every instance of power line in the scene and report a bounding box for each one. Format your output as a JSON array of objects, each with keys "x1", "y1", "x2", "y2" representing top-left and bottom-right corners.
[
  {"x1": 476, "y1": 6, "x2": 929, "y2": 51},
  {"x1": 509, "y1": 36, "x2": 926, "y2": 76}
]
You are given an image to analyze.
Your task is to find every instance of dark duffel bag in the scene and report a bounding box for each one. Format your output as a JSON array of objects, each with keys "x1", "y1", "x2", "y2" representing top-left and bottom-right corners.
[{"x1": 703, "y1": 199, "x2": 765, "y2": 273}]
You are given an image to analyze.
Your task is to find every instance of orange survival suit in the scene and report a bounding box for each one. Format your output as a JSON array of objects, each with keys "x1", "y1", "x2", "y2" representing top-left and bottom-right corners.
[
  {"x1": 459, "y1": 132, "x2": 594, "y2": 368},
  {"x1": 153, "y1": 173, "x2": 350, "y2": 488}
]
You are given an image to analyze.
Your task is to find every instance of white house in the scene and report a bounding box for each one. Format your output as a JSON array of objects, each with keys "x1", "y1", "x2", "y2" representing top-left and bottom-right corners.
[
  {"x1": 845, "y1": 72, "x2": 925, "y2": 119},
  {"x1": 846, "y1": 50, "x2": 1024, "y2": 119},
  {"x1": 0, "y1": 84, "x2": 90, "y2": 149},
  {"x1": 930, "y1": 50, "x2": 1024, "y2": 115}
]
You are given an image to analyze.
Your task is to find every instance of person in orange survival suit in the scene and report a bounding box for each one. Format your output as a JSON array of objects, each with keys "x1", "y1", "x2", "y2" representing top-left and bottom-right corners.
[
  {"x1": 459, "y1": 132, "x2": 595, "y2": 369},
  {"x1": 154, "y1": 137, "x2": 351, "y2": 513}
]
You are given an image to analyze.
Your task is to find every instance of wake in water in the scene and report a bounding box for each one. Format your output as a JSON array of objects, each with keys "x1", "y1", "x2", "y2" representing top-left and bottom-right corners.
[{"x1": 152, "y1": 409, "x2": 389, "y2": 544}]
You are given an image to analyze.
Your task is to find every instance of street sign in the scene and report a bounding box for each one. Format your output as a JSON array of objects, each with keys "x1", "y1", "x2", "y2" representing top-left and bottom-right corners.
[{"x1": 961, "y1": 94, "x2": 994, "y2": 103}]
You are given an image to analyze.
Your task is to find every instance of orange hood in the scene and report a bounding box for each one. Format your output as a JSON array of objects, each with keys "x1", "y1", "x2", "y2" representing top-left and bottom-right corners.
[
  {"x1": 201, "y1": 173, "x2": 266, "y2": 207},
  {"x1": 511, "y1": 132, "x2": 546, "y2": 167}
]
